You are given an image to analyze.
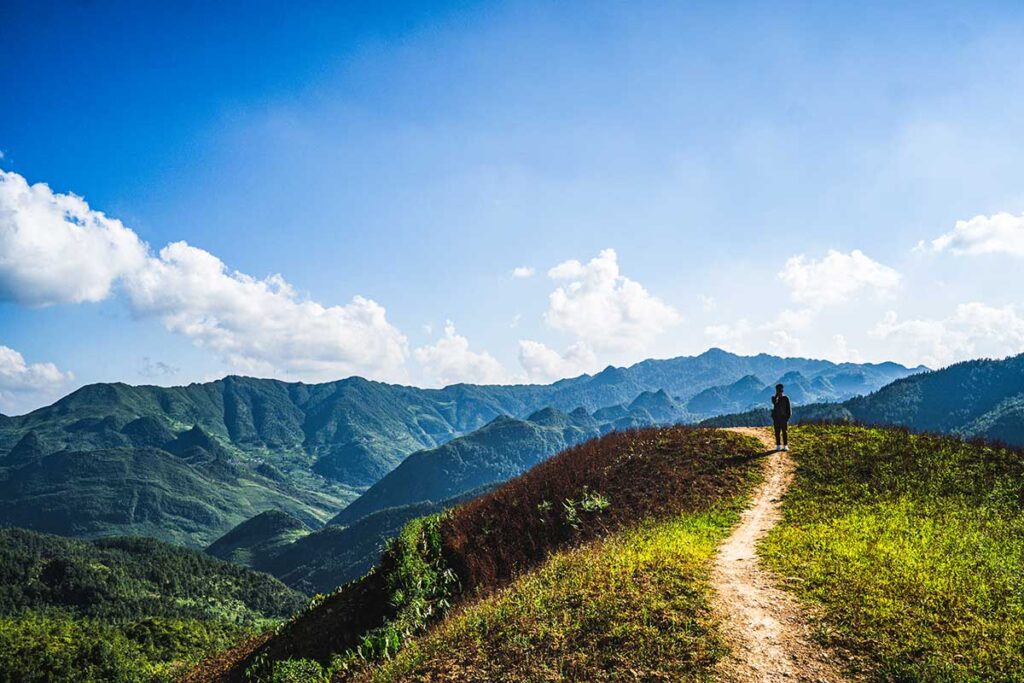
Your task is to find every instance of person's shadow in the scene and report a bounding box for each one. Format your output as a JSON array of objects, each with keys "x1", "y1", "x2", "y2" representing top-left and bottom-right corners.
[{"x1": 721, "y1": 446, "x2": 776, "y2": 467}]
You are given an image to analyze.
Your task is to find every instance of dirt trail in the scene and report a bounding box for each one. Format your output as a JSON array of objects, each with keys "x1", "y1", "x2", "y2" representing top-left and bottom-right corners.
[{"x1": 711, "y1": 427, "x2": 846, "y2": 683}]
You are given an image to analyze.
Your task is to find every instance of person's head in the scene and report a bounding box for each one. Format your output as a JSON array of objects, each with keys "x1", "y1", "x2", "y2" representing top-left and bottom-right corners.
[{"x1": 775, "y1": 383, "x2": 784, "y2": 394}]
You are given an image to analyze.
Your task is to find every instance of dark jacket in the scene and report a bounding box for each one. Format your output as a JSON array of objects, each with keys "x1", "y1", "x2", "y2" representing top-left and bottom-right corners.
[{"x1": 771, "y1": 394, "x2": 791, "y2": 423}]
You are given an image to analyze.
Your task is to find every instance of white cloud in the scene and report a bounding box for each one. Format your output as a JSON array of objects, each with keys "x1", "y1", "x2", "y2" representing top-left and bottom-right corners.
[
  {"x1": 124, "y1": 241, "x2": 409, "y2": 381},
  {"x1": 0, "y1": 170, "x2": 148, "y2": 306},
  {"x1": 0, "y1": 345, "x2": 73, "y2": 415},
  {"x1": 929, "y1": 211, "x2": 1024, "y2": 256},
  {"x1": 511, "y1": 265, "x2": 535, "y2": 279},
  {"x1": 699, "y1": 294, "x2": 717, "y2": 312},
  {"x1": 0, "y1": 170, "x2": 409, "y2": 382},
  {"x1": 413, "y1": 321, "x2": 510, "y2": 386},
  {"x1": 704, "y1": 319, "x2": 754, "y2": 352},
  {"x1": 770, "y1": 308, "x2": 814, "y2": 331},
  {"x1": 830, "y1": 334, "x2": 863, "y2": 363},
  {"x1": 704, "y1": 308, "x2": 812, "y2": 357},
  {"x1": 870, "y1": 303, "x2": 1024, "y2": 368},
  {"x1": 517, "y1": 339, "x2": 596, "y2": 382},
  {"x1": 544, "y1": 248, "x2": 680, "y2": 352},
  {"x1": 779, "y1": 249, "x2": 901, "y2": 309},
  {"x1": 767, "y1": 330, "x2": 803, "y2": 356}
]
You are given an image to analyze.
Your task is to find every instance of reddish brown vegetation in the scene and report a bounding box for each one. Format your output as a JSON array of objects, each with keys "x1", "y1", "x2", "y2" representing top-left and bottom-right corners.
[{"x1": 442, "y1": 426, "x2": 761, "y2": 593}]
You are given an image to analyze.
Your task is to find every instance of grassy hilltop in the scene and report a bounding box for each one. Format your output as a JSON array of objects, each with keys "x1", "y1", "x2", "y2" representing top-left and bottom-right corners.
[
  {"x1": 183, "y1": 423, "x2": 1024, "y2": 683},
  {"x1": 762, "y1": 425, "x2": 1024, "y2": 680}
]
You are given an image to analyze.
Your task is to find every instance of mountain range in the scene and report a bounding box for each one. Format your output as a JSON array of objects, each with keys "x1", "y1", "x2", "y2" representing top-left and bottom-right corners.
[{"x1": 0, "y1": 349, "x2": 922, "y2": 547}]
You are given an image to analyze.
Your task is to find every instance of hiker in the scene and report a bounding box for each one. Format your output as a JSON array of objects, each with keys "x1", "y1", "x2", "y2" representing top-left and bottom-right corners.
[{"x1": 771, "y1": 383, "x2": 791, "y2": 451}]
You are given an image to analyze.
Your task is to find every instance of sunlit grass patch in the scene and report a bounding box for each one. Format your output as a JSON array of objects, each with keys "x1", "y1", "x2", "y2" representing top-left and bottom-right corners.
[
  {"x1": 764, "y1": 425, "x2": 1024, "y2": 681},
  {"x1": 360, "y1": 504, "x2": 745, "y2": 682}
]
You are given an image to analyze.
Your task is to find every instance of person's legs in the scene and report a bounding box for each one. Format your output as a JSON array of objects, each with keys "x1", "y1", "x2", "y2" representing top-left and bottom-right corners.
[
  {"x1": 781, "y1": 422, "x2": 788, "y2": 447},
  {"x1": 774, "y1": 421, "x2": 783, "y2": 447}
]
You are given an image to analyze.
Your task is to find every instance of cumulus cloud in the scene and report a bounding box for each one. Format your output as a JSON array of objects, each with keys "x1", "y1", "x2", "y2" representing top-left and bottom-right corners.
[
  {"x1": 413, "y1": 321, "x2": 510, "y2": 386},
  {"x1": 0, "y1": 171, "x2": 148, "y2": 306},
  {"x1": 543, "y1": 248, "x2": 680, "y2": 353},
  {"x1": 704, "y1": 308, "x2": 812, "y2": 357},
  {"x1": 517, "y1": 340, "x2": 597, "y2": 382},
  {"x1": 124, "y1": 242, "x2": 409, "y2": 381},
  {"x1": 830, "y1": 334, "x2": 863, "y2": 363},
  {"x1": 870, "y1": 303, "x2": 1024, "y2": 368},
  {"x1": 511, "y1": 266, "x2": 535, "y2": 279},
  {"x1": 0, "y1": 345, "x2": 73, "y2": 415},
  {"x1": 767, "y1": 330, "x2": 803, "y2": 356},
  {"x1": 704, "y1": 319, "x2": 754, "y2": 352},
  {"x1": 928, "y1": 211, "x2": 1024, "y2": 256},
  {"x1": 779, "y1": 249, "x2": 900, "y2": 309},
  {"x1": 0, "y1": 170, "x2": 409, "y2": 382}
]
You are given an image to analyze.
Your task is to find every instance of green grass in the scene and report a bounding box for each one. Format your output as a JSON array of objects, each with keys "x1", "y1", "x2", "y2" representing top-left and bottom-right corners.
[
  {"x1": 762, "y1": 425, "x2": 1024, "y2": 682},
  {"x1": 356, "y1": 503, "x2": 746, "y2": 682}
]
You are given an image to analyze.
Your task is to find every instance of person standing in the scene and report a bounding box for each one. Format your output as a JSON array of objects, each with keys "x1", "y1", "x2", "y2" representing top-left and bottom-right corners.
[{"x1": 771, "y1": 383, "x2": 791, "y2": 451}]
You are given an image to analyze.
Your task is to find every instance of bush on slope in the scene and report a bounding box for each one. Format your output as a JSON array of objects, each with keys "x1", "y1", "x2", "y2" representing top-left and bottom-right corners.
[{"x1": 763, "y1": 425, "x2": 1024, "y2": 681}]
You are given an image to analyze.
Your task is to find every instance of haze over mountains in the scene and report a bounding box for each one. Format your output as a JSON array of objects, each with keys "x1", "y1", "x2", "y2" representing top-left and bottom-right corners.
[{"x1": 0, "y1": 348, "x2": 921, "y2": 548}]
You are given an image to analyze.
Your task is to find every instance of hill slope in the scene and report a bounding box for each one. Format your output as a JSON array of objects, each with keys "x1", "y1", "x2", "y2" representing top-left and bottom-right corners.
[{"x1": 184, "y1": 427, "x2": 763, "y2": 681}]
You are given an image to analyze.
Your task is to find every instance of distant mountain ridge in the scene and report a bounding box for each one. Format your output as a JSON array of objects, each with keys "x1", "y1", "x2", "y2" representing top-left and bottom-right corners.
[
  {"x1": 702, "y1": 353, "x2": 1024, "y2": 446},
  {"x1": 0, "y1": 349, "x2": 922, "y2": 546}
]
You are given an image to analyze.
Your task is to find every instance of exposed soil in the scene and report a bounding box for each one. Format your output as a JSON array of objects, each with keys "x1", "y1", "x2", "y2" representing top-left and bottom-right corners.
[{"x1": 711, "y1": 427, "x2": 847, "y2": 683}]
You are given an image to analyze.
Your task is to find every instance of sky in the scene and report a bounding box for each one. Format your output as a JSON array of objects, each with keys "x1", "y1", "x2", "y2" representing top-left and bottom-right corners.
[{"x1": 2, "y1": 0, "x2": 1024, "y2": 414}]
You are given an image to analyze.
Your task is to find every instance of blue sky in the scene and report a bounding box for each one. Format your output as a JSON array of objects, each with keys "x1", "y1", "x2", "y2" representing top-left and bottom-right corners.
[{"x1": 2, "y1": 1, "x2": 1024, "y2": 414}]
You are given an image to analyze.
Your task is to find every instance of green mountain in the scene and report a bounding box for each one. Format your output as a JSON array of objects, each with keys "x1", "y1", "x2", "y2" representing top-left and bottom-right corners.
[
  {"x1": 702, "y1": 353, "x2": 1024, "y2": 445},
  {"x1": 0, "y1": 350, "x2": 921, "y2": 546},
  {"x1": 204, "y1": 510, "x2": 311, "y2": 569}
]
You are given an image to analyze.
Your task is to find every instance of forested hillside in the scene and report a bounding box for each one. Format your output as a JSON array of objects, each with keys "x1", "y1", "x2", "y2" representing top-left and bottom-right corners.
[{"x1": 0, "y1": 527, "x2": 306, "y2": 682}]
